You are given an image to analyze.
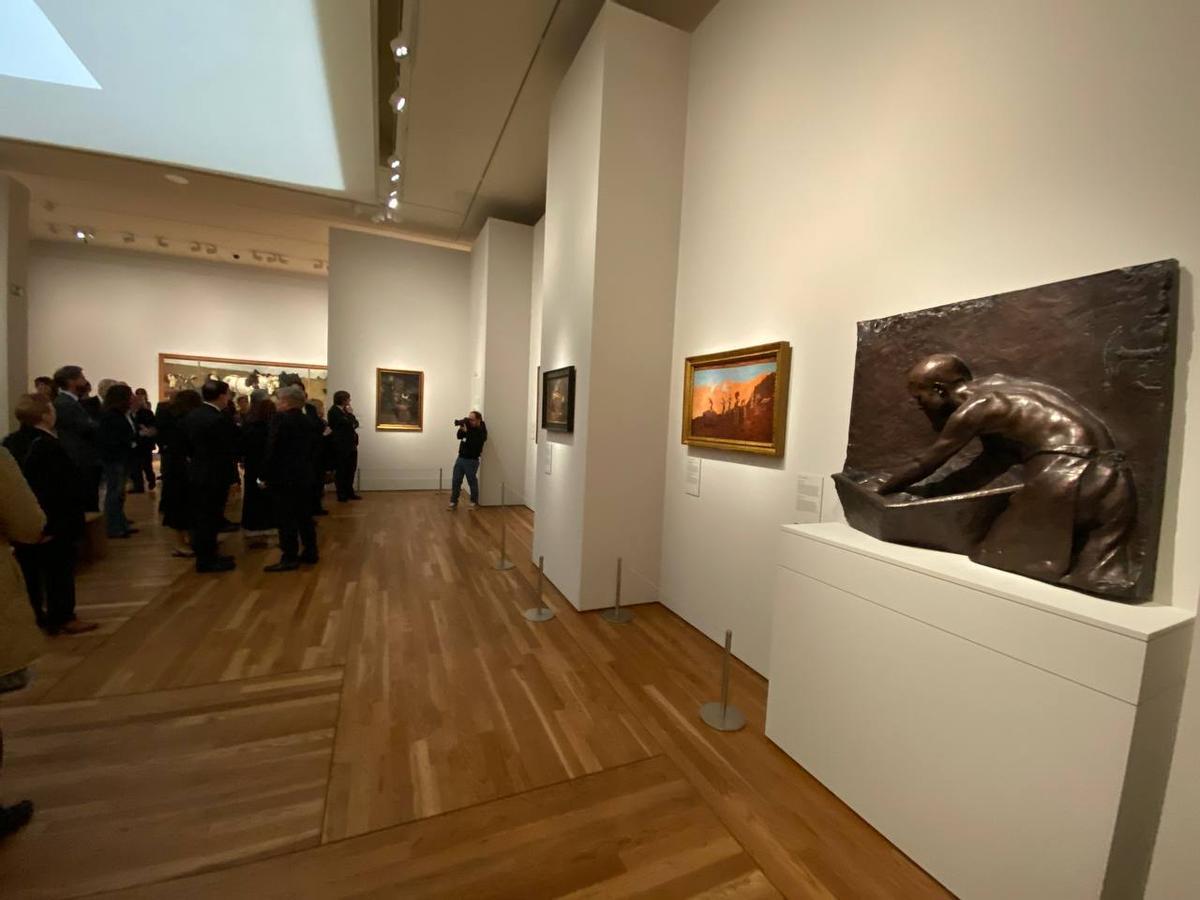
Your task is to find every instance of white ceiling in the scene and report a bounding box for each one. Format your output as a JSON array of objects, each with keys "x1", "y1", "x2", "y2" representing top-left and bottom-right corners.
[
  {"x1": 0, "y1": 0, "x2": 376, "y2": 197},
  {"x1": 0, "y1": 0, "x2": 718, "y2": 271}
]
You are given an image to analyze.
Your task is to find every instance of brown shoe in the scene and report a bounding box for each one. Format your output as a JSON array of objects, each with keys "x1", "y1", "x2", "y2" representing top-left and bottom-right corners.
[{"x1": 59, "y1": 619, "x2": 100, "y2": 635}]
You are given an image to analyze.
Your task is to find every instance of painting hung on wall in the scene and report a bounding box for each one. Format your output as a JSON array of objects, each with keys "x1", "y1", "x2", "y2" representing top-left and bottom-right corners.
[
  {"x1": 158, "y1": 354, "x2": 327, "y2": 405},
  {"x1": 541, "y1": 365, "x2": 576, "y2": 432},
  {"x1": 376, "y1": 368, "x2": 424, "y2": 431},
  {"x1": 682, "y1": 341, "x2": 791, "y2": 456}
]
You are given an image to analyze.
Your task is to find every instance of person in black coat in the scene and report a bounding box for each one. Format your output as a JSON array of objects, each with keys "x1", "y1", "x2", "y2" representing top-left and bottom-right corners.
[
  {"x1": 240, "y1": 397, "x2": 277, "y2": 535},
  {"x1": 262, "y1": 385, "x2": 318, "y2": 571},
  {"x1": 98, "y1": 384, "x2": 138, "y2": 539},
  {"x1": 128, "y1": 388, "x2": 158, "y2": 493},
  {"x1": 179, "y1": 380, "x2": 240, "y2": 573},
  {"x1": 51, "y1": 366, "x2": 101, "y2": 513},
  {"x1": 2, "y1": 394, "x2": 95, "y2": 635},
  {"x1": 156, "y1": 389, "x2": 201, "y2": 556},
  {"x1": 327, "y1": 391, "x2": 362, "y2": 502}
]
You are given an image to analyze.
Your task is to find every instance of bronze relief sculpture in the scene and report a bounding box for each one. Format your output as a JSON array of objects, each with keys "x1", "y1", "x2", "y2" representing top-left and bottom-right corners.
[{"x1": 835, "y1": 260, "x2": 1178, "y2": 602}]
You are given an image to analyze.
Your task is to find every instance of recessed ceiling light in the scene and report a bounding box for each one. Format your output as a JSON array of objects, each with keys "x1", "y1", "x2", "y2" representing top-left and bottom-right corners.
[
  {"x1": 389, "y1": 172, "x2": 400, "y2": 183},
  {"x1": 387, "y1": 196, "x2": 399, "y2": 210},
  {"x1": 164, "y1": 173, "x2": 189, "y2": 185},
  {"x1": 389, "y1": 37, "x2": 409, "y2": 59},
  {"x1": 388, "y1": 156, "x2": 400, "y2": 170}
]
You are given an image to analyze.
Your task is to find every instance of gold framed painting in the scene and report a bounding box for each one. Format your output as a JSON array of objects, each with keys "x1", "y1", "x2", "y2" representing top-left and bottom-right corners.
[
  {"x1": 682, "y1": 341, "x2": 791, "y2": 456},
  {"x1": 376, "y1": 368, "x2": 424, "y2": 432}
]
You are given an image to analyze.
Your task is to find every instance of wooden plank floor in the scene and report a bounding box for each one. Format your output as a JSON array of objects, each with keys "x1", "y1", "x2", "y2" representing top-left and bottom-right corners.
[
  {"x1": 0, "y1": 490, "x2": 948, "y2": 898},
  {"x1": 103, "y1": 756, "x2": 781, "y2": 900}
]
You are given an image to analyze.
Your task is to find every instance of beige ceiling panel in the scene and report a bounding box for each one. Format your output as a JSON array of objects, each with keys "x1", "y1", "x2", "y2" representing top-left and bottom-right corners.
[{"x1": 398, "y1": 0, "x2": 557, "y2": 217}]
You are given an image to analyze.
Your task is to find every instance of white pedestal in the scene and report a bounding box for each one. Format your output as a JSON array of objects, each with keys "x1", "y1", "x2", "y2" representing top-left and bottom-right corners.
[{"x1": 766, "y1": 523, "x2": 1194, "y2": 900}]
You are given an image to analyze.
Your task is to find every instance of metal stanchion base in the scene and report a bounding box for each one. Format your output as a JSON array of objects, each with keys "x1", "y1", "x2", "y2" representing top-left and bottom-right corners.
[
  {"x1": 601, "y1": 606, "x2": 633, "y2": 624},
  {"x1": 699, "y1": 701, "x2": 746, "y2": 732},
  {"x1": 493, "y1": 558, "x2": 515, "y2": 571},
  {"x1": 523, "y1": 607, "x2": 555, "y2": 622}
]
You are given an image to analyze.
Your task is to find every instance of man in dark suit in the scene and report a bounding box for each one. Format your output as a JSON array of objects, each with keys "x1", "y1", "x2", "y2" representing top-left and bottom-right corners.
[
  {"x1": 180, "y1": 380, "x2": 240, "y2": 573},
  {"x1": 51, "y1": 365, "x2": 101, "y2": 512},
  {"x1": 327, "y1": 391, "x2": 362, "y2": 502},
  {"x1": 262, "y1": 385, "x2": 318, "y2": 572}
]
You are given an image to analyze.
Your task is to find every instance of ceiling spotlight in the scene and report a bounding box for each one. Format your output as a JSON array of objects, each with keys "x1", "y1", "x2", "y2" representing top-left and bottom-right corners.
[
  {"x1": 387, "y1": 156, "x2": 400, "y2": 170},
  {"x1": 74, "y1": 228, "x2": 88, "y2": 242},
  {"x1": 312, "y1": 260, "x2": 322, "y2": 270},
  {"x1": 389, "y1": 89, "x2": 406, "y2": 112},
  {"x1": 205, "y1": 243, "x2": 217, "y2": 254},
  {"x1": 190, "y1": 241, "x2": 201, "y2": 252},
  {"x1": 164, "y1": 173, "x2": 190, "y2": 185},
  {"x1": 389, "y1": 37, "x2": 409, "y2": 59},
  {"x1": 387, "y1": 196, "x2": 399, "y2": 210},
  {"x1": 389, "y1": 172, "x2": 400, "y2": 183},
  {"x1": 278, "y1": 254, "x2": 289, "y2": 264},
  {"x1": 251, "y1": 250, "x2": 263, "y2": 261},
  {"x1": 156, "y1": 236, "x2": 169, "y2": 248},
  {"x1": 121, "y1": 232, "x2": 135, "y2": 243}
]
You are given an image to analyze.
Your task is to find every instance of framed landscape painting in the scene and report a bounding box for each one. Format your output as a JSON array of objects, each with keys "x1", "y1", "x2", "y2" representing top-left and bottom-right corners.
[
  {"x1": 376, "y1": 368, "x2": 424, "y2": 432},
  {"x1": 541, "y1": 365, "x2": 576, "y2": 432},
  {"x1": 682, "y1": 342, "x2": 791, "y2": 456}
]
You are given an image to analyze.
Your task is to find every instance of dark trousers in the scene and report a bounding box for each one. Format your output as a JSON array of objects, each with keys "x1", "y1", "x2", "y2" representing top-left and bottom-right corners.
[
  {"x1": 335, "y1": 449, "x2": 358, "y2": 500},
  {"x1": 129, "y1": 446, "x2": 156, "y2": 491},
  {"x1": 103, "y1": 461, "x2": 130, "y2": 537},
  {"x1": 82, "y1": 465, "x2": 102, "y2": 513},
  {"x1": 15, "y1": 540, "x2": 77, "y2": 632},
  {"x1": 190, "y1": 481, "x2": 230, "y2": 565},
  {"x1": 274, "y1": 486, "x2": 316, "y2": 561},
  {"x1": 450, "y1": 456, "x2": 480, "y2": 505}
]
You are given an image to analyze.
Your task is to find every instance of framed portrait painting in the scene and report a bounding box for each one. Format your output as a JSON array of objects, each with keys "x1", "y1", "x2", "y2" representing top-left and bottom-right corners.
[
  {"x1": 682, "y1": 342, "x2": 790, "y2": 456},
  {"x1": 541, "y1": 365, "x2": 576, "y2": 433},
  {"x1": 376, "y1": 368, "x2": 424, "y2": 432}
]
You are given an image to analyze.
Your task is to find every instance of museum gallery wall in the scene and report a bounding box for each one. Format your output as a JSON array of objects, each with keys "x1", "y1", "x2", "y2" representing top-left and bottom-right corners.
[
  {"x1": 28, "y1": 242, "x2": 328, "y2": 398},
  {"x1": 658, "y1": 2, "x2": 1200, "y2": 896}
]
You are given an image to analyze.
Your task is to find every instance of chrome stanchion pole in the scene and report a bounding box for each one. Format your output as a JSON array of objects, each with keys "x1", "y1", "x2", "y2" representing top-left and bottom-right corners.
[
  {"x1": 524, "y1": 555, "x2": 555, "y2": 622},
  {"x1": 493, "y1": 482, "x2": 515, "y2": 571},
  {"x1": 437, "y1": 467, "x2": 444, "y2": 493},
  {"x1": 700, "y1": 630, "x2": 746, "y2": 731},
  {"x1": 601, "y1": 556, "x2": 633, "y2": 623}
]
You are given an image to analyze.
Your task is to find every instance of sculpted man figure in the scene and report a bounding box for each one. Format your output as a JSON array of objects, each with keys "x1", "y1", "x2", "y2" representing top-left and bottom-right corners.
[{"x1": 871, "y1": 353, "x2": 1137, "y2": 595}]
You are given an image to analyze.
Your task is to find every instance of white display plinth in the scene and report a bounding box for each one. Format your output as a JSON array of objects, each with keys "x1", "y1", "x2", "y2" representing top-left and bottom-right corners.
[{"x1": 766, "y1": 523, "x2": 1194, "y2": 900}]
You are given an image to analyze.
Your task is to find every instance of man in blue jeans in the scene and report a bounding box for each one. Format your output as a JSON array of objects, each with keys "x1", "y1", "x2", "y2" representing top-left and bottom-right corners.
[{"x1": 447, "y1": 411, "x2": 487, "y2": 511}]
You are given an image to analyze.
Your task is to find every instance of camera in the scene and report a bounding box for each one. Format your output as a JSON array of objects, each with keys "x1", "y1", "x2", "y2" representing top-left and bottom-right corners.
[{"x1": 454, "y1": 417, "x2": 468, "y2": 427}]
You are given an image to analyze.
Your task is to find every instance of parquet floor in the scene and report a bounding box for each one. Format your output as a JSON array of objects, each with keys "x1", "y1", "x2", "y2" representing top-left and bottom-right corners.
[{"x1": 0, "y1": 490, "x2": 950, "y2": 898}]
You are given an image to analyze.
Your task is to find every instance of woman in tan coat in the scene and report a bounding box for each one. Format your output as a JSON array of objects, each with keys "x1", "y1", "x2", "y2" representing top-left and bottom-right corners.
[{"x1": 0, "y1": 444, "x2": 46, "y2": 838}]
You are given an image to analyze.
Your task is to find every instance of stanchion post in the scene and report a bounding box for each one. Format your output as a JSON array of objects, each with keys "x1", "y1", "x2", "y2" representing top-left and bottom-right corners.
[
  {"x1": 493, "y1": 482, "x2": 515, "y2": 571},
  {"x1": 438, "y1": 467, "x2": 444, "y2": 493},
  {"x1": 700, "y1": 629, "x2": 746, "y2": 731},
  {"x1": 524, "y1": 555, "x2": 555, "y2": 622},
  {"x1": 601, "y1": 556, "x2": 633, "y2": 624}
]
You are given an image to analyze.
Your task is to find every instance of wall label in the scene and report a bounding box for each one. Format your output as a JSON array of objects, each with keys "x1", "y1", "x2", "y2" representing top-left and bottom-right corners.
[
  {"x1": 685, "y1": 457, "x2": 702, "y2": 497},
  {"x1": 795, "y1": 473, "x2": 823, "y2": 523}
]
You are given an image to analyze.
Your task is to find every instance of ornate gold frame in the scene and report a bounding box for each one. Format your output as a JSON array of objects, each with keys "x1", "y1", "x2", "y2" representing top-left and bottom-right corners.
[
  {"x1": 375, "y1": 367, "x2": 425, "y2": 432},
  {"x1": 682, "y1": 341, "x2": 791, "y2": 457}
]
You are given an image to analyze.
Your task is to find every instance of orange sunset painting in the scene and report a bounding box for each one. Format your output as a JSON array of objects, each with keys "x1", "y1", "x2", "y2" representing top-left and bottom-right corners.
[{"x1": 689, "y1": 359, "x2": 777, "y2": 443}]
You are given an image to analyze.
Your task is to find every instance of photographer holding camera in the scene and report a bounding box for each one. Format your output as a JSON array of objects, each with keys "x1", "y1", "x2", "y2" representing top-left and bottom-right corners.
[{"x1": 447, "y1": 411, "x2": 487, "y2": 511}]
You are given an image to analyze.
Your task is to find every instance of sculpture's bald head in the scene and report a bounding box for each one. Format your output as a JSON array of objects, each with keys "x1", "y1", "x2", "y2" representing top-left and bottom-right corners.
[{"x1": 907, "y1": 353, "x2": 973, "y2": 424}]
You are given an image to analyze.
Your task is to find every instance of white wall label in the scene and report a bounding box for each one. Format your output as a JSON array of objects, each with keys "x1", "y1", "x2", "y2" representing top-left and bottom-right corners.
[
  {"x1": 543, "y1": 442, "x2": 553, "y2": 475},
  {"x1": 685, "y1": 457, "x2": 702, "y2": 496},
  {"x1": 795, "y1": 473, "x2": 824, "y2": 523}
]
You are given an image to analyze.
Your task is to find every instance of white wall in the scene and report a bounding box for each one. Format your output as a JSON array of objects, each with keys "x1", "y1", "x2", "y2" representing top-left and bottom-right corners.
[
  {"x1": 663, "y1": 1, "x2": 1200, "y2": 893},
  {"x1": 27, "y1": 242, "x2": 327, "y2": 401},
  {"x1": 534, "y1": 3, "x2": 688, "y2": 610},
  {"x1": 533, "y1": 17, "x2": 604, "y2": 604},
  {"x1": 524, "y1": 217, "x2": 545, "y2": 511},
  {"x1": 1, "y1": 176, "x2": 30, "y2": 428},
  {"x1": 327, "y1": 227, "x2": 470, "y2": 490},
  {"x1": 472, "y1": 219, "x2": 533, "y2": 507}
]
